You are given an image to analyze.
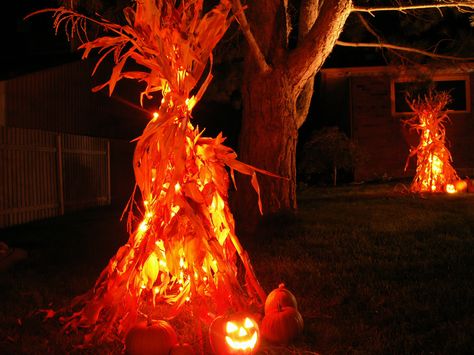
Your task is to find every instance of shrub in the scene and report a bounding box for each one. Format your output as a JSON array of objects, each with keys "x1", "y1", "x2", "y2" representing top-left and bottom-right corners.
[{"x1": 298, "y1": 126, "x2": 364, "y2": 186}]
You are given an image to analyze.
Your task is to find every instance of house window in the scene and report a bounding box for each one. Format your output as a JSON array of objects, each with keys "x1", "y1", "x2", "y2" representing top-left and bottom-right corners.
[{"x1": 391, "y1": 75, "x2": 471, "y2": 115}]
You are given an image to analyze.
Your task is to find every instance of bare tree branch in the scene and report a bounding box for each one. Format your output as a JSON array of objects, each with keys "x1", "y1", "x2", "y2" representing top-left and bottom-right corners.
[
  {"x1": 357, "y1": 13, "x2": 381, "y2": 42},
  {"x1": 336, "y1": 40, "x2": 474, "y2": 60},
  {"x1": 353, "y1": 2, "x2": 474, "y2": 16},
  {"x1": 298, "y1": 0, "x2": 320, "y2": 41},
  {"x1": 295, "y1": 0, "x2": 321, "y2": 129},
  {"x1": 231, "y1": 0, "x2": 271, "y2": 74},
  {"x1": 282, "y1": 0, "x2": 291, "y2": 48},
  {"x1": 288, "y1": 0, "x2": 352, "y2": 92},
  {"x1": 356, "y1": 13, "x2": 429, "y2": 65}
]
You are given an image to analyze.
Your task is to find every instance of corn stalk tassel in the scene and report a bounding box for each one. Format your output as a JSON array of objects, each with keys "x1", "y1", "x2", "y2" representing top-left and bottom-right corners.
[
  {"x1": 34, "y1": 0, "x2": 268, "y2": 345},
  {"x1": 404, "y1": 91, "x2": 459, "y2": 193}
]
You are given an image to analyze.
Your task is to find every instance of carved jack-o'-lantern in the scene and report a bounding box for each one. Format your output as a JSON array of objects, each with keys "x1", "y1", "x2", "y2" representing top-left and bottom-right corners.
[{"x1": 209, "y1": 313, "x2": 260, "y2": 354}]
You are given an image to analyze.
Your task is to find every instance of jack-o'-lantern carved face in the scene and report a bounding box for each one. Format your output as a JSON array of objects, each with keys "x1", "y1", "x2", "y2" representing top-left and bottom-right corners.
[
  {"x1": 209, "y1": 314, "x2": 260, "y2": 354},
  {"x1": 225, "y1": 317, "x2": 258, "y2": 350}
]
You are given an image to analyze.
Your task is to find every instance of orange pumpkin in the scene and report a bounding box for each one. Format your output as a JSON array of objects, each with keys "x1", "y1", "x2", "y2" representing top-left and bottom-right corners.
[
  {"x1": 125, "y1": 320, "x2": 177, "y2": 355},
  {"x1": 209, "y1": 313, "x2": 260, "y2": 355},
  {"x1": 264, "y1": 283, "x2": 298, "y2": 314},
  {"x1": 261, "y1": 305, "x2": 303, "y2": 345},
  {"x1": 170, "y1": 342, "x2": 194, "y2": 355},
  {"x1": 454, "y1": 180, "x2": 468, "y2": 193}
]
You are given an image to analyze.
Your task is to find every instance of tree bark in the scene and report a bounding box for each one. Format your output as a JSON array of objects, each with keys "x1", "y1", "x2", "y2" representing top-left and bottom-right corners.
[
  {"x1": 288, "y1": 0, "x2": 352, "y2": 91},
  {"x1": 294, "y1": 0, "x2": 320, "y2": 129},
  {"x1": 235, "y1": 66, "x2": 298, "y2": 231},
  {"x1": 233, "y1": 0, "x2": 352, "y2": 232}
]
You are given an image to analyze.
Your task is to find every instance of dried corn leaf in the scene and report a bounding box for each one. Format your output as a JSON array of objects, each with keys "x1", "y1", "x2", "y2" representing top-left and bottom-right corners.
[
  {"x1": 404, "y1": 91, "x2": 459, "y2": 193},
  {"x1": 32, "y1": 0, "x2": 273, "y2": 346}
]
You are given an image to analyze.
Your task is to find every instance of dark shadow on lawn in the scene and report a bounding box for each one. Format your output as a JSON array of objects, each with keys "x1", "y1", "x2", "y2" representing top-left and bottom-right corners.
[{"x1": 0, "y1": 206, "x2": 129, "y2": 354}]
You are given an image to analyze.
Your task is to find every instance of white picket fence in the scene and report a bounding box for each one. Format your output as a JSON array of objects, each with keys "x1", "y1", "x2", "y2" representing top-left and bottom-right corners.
[{"x1": 0, "y1": 127, "x2": 110, "y2": 228}]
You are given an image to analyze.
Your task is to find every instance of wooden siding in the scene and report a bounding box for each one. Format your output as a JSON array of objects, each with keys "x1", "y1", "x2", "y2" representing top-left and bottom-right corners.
[
  {"x1": 1, "y1": 60, "x2": 148, "y2": 139},
  {"x1": 0, "y1": 127, "x2": 110, "y2": 228},
  {"x1": 350, "y1": 74, "x2": 413, "y2": 181},
  {"x1": 4, "y1": 61, "x2": 102, "y2": 134}
]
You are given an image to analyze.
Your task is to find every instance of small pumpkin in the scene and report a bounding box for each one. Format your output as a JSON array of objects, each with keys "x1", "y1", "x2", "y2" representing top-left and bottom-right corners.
[
  {"x1": 454, "y1": 180, "x2": 468, "y2": 193},
  {"x1": 209, "y1": 313, "x2": 260, "y2": 355},
  {"x1": 125, "y1": 320, "x2": 177, "y2": 355},
  {"x1": 261, "y1": 305, "x2": 304, "y2": 345},
  {"x1": 170, "y1": 342, "x2": 195, "y2": 355},
  {"x1": 264, "y1": 283, "x2": 298, "y2": 314}
]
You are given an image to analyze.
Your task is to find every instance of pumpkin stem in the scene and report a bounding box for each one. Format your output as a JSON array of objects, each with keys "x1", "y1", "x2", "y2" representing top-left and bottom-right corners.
[{"x1": 278, "y1": 283, "x2": 285, "y2": 289}]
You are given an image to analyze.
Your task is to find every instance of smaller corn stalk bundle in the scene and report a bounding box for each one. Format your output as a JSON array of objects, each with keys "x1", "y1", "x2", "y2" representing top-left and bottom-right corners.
[{"x1": 404, "y1": 90, "x2": 459, "y2": 193}]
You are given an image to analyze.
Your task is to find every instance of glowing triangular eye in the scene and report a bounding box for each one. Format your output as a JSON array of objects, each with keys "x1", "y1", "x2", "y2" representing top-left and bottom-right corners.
[
  {"x1": 238, "y1": 327, "x2": 248, "y2": 336},
  {"x1": 244, "y1": 317, "x2": 254, "y2": 328},
  {"x1": 226, "y1": 322, "x2": 238, "y2": 333}
]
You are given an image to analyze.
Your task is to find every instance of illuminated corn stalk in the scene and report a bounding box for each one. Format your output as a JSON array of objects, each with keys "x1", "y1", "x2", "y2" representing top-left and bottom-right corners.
[
  {"x1": 33, "y1": 0, "x2": 269, "y2": 344},
  {"x1": 404, "y1": 90, "x2": 459, "y2": 193}
]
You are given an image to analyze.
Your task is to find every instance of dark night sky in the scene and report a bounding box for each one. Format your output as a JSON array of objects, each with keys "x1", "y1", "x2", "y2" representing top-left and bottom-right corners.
[
  {"x1": 4, "y1": 2, "x2": 473, "y2": 79},
  {"x1": 2, "y1": 1, "x2": 79, "y2": 80}
]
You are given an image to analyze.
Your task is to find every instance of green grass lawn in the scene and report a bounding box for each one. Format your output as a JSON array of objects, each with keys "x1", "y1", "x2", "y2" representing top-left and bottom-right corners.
[{"x1": 1, "y1": 182, "x2": 474, "y2": 354}]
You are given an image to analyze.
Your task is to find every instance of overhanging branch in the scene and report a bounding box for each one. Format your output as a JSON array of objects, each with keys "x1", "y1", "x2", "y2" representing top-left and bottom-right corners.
[
  {"x1": 336, "y1": 40, "x2": 474, "y2": 61},
  {"x1": 294, "y1": 0, "x2": 321, "y2": 128},
  {"x1": 353, "y1": 2, "x2": 474, "y2": 16},
  {"x1": 288, "y1": 0, "x2": 352, "y2": 91},
  {"x1": 356, "y1": 13, "x2": 407, "y2": 64},
  {"x1": 231, "y1": 0, "x2": 271, "y2": 74},
  {"x1": 298, "y1": 0, "x2": 320, "y2": 41}
]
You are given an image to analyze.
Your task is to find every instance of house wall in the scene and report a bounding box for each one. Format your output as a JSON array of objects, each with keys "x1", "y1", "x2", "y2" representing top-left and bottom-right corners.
[
  {"x1": 320, "y1": 65, "x2": 474, "y2": 182},
  {"x1": 350, "y1": 74, "x2": 414, "y2": 181},
  {"x1": 445, "y1": 72, "x2": 474, "y2": 178},
  {"x1": 2, "y1": 60, "x2": 149, "y2": 139}
]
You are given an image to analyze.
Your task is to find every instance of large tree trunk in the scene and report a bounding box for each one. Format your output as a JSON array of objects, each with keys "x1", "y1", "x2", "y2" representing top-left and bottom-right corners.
[
  {"x1": 233, "y1": 0, "x2": 352, "y2": 231},
  {"x1": 236, "y1": 66, "x2": 298, "y2": 229}
]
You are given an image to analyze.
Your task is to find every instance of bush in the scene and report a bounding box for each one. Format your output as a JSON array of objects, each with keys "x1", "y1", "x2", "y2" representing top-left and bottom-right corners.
[{"x1": 298, "y1": 126, "x2": 364, "y2": 186}]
